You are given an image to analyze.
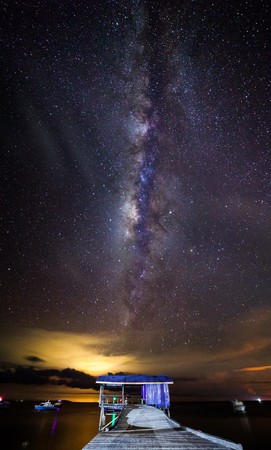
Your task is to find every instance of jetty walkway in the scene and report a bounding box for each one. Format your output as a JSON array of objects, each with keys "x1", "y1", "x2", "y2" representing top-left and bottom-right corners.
[
  {"x1": 82, "y1": 374, "x2": 243, "y2": 450},
  {"x1": 82, "y1": 404, "x2": 243, "y2": 449}
]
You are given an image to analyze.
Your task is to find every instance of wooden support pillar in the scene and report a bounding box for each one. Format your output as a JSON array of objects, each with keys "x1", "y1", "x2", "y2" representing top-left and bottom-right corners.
[
  {"x1": 98, "y1": 406, "x2": 105, "y2": 431},
  {"x1": 98, "y1": 385, "x2": 105, "y2": 431},
  {"x1": 122, "y1": 385, "x2": 124, "y2": 405},
  {"x1": 99, "y1": 385, "x2": 104, "y2": 406}
]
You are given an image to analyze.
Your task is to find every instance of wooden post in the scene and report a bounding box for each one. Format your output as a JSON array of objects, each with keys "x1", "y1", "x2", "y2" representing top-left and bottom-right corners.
[
  {"x1": 122, "y1": 385, "x2": 124, "y2": 406},
  {"x1": 99, "y1": 385, "x2": 104, "y2": 406},
  {"x1": 98, "y1": 385, "x2": 105, "y2": 431},
  {"x1": 98, "y1": 406, "x2": 105, "y2": 431}
]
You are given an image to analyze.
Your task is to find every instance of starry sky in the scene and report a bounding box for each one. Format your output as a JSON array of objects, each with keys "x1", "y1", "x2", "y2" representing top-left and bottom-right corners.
[{"x1": 1, "y1": 0, "x2": 271, "y2": 401}]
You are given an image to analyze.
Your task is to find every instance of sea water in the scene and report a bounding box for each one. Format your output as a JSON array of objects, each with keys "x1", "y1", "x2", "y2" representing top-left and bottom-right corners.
[
  {"x1": 1, "y1": 401, "x2": 270, "y2": 450},
  {"x1": 171, "y1": 401, "x2": 271, "y2": 450},
  {"x1": 0, "y1": 402, "x2": 98, "y2": 450}
]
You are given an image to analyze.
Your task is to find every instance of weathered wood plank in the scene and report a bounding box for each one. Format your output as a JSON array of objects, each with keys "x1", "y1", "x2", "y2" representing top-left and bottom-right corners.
[
  {"x1": 83, "y1": 429, "x2": 242, "y2": 449},
  {"x1": 82, "y1": 405, "x2": 243, "y2": 450}
]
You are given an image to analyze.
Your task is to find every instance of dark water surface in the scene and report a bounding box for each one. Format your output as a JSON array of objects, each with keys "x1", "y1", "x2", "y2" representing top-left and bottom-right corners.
[
  {"x1": 1, "y1": 401, "x2": 270, "y2": 449},
  {"x1": 171, "y1": 401, "x2": 271, "y2": 450},
  {"x1": 1, "y1": 402, "x2": 99, "y2": 450}
]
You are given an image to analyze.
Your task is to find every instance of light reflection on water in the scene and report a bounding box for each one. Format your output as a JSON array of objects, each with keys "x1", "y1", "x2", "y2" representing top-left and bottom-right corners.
[
  {"x1": 50, "y1": 409, "x2": 60, "y2": 436},
  {"x1": 0, "y1": 402, "x2": 99, "y2": 450},
  {"x1": 239, "y1": 415, "x2": 251, "y2": 434}
]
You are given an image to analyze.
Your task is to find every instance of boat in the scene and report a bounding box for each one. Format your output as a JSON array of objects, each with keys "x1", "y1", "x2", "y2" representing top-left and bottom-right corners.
[
  {"x1": 35, "y1": 400, "x2": 58, "y2": 411},
  {"x1": 0, "y1": 395, "x2": 10, "y2": 408},
  {"x1": 232, "y1": 399, "x2": 246, "y2": 413},
  {"x1": 54, "y1": 399, "x2": 63, "y2": 407}
]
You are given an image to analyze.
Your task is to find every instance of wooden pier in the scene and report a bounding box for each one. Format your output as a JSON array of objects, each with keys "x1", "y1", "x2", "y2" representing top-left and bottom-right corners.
[
  {"x1": 82, "y1": 375, "x2": 243, "y2": 450},
  {"x1": 83, "y1": 404, "x2": 243, "y2": 449}
]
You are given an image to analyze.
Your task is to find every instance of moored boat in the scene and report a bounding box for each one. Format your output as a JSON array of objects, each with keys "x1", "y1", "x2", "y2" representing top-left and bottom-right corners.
[
  {"x1": 35, "y1": 400, "x2": 58, "y2": 411},
  {"x1": 54, "y1": 399, "x2": 63, "y2": 407},
  {"x1": 232, "y1": 399, "x2": 246, "y2": 413},
  {"x1": 0, "y1": 395, "x2": 10, "y2": 408}
]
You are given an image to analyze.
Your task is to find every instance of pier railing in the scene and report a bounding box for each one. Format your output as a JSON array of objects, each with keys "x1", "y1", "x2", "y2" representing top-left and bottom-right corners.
[{"x1": 99, "y1": 394, "x2": 143, "y2": 407}]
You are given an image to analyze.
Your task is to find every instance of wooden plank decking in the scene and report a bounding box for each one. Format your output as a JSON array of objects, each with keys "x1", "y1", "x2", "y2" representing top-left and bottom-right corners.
[{"x1": 82, "y1": 405, "x2": 243, "y2": 450}]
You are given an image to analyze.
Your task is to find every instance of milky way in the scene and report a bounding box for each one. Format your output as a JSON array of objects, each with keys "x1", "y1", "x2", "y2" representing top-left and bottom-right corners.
[
  {"x1": 1, "y1": 0, "x2": 271, "y2": 362},
  {"x1": 121, "y1": 6, "x2": 164, "y2": 324}
]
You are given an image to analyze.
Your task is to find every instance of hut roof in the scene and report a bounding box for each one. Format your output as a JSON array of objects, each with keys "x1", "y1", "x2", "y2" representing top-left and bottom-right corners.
[{"x1": 96, "y1": 374, "x2": 173, "y2": 385}]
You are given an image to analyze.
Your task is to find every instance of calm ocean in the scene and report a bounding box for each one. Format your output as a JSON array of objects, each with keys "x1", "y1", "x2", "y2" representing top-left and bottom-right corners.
[{"x1": 1, "y1": 401, "x2": 270, "y2": 450}]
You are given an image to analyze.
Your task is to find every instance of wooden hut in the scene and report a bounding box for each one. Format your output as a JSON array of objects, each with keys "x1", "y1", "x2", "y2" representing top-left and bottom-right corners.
[{"x1": 96, "y1": 374, "x2": 173, "y2": 430}]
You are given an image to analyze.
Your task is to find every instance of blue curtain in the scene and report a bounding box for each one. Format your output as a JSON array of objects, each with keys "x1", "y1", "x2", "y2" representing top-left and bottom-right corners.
[{"x1": 141, "y1": 383, "x2": 170, "y2": 408}]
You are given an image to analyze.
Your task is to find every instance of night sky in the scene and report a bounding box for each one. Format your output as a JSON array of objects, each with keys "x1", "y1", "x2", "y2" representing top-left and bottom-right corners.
[{"x1": 1, "y1": 0, "x2": 271, "y2": 401}]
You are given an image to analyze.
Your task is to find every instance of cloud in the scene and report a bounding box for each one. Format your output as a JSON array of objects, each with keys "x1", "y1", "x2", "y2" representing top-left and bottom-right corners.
[
  {"x1": 174, "y1": 376, "x2": 200, "y2": 382},
  {"x1": 0, "y1": 365, "x2": 97, "y2": 389},
  {"x1": 236, "y1": 366, "x2": 271, "y2": 372},
  {"x1": 1, "y1": 318, "x2": 271, "y2": 401},
  {"x1": 0, "y1": 327, "x2": 133, "y2": 376},
  {"x1": 24, "y1": 355, "x2": 45, "y2": 363}
]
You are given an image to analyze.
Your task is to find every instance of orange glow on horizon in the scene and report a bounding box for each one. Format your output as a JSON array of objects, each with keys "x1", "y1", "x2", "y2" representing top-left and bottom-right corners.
[
  {"x1": 236, "y1": 365, "x2": 271, "y2": 372},
  {"x1": 2, "y1": 325, "x2": 271, "y2": 401}
]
